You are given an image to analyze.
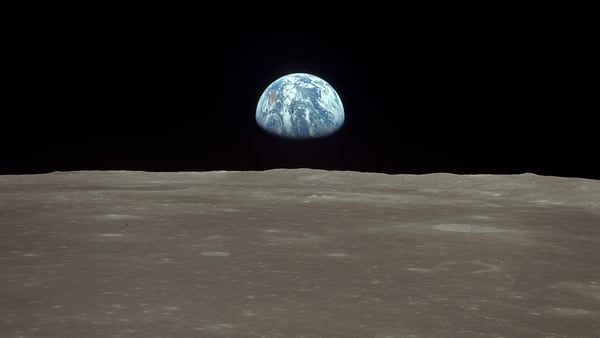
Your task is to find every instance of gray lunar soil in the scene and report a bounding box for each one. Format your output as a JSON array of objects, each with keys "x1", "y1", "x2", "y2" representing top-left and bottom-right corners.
[{"x1": 1, "y1": 169, "x2": 600, "y2": 337}]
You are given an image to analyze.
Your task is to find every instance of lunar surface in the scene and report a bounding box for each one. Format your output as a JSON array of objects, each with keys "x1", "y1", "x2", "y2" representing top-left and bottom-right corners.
[{"x1": 1, "y1": 169, "x2": 600, "y2": 337}]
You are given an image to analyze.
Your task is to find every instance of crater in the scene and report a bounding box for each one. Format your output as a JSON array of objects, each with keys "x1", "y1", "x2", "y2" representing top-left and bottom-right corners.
[
  {"x1": 406, "y1": 261, "x2": 500, "y2": 275},
  {"x1": 548, "y1": 307, "x2": 591, "y2": 316},
  {"x1": 432, "y1": 223, "x2": 506, "y2": 233},
  {"x1": 201, "y1": 251, "x2": 231, "y2": 257},
  {"x1": 99, "y1": 233, "x2": 124, "y2": 237},
  {"x1": 96, "y1": 214, "x2": 142, "y2": 220}
]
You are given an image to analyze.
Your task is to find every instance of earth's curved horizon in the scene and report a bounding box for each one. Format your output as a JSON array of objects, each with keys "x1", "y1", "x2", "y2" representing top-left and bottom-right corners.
[{"x1": 256, "y1": 73, "x2": 345, "y2": 139}]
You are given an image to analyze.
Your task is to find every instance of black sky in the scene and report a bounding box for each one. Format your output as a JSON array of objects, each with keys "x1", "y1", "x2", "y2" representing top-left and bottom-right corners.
[{"x1": 2, "y1": 4, "x2": 598, "y2": 179}]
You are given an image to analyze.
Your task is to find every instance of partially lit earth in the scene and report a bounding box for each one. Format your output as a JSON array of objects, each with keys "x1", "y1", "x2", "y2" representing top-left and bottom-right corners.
[{"x1": 256, "y1": 73, "x2": 345, "y2": 139}]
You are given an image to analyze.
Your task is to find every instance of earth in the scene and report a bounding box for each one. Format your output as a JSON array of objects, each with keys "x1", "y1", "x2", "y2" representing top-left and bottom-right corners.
[{"x1": 256, "y1": 73, "x2": 345, "y2": 139}]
